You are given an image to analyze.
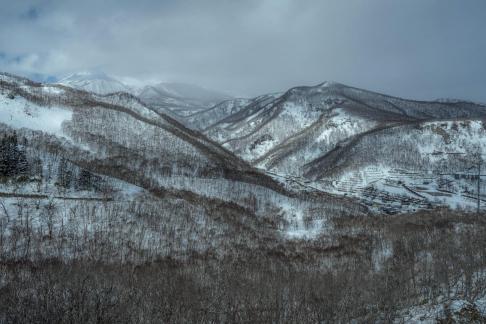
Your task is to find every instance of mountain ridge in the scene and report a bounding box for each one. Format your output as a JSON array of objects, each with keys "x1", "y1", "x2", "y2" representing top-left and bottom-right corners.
[{"x1": 199, "y1": 80, "x2": 486, "y2": 214}]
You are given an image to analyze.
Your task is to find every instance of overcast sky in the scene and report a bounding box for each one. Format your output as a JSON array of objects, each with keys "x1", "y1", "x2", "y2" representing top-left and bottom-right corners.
[{"x1": 1, "y1": 0, "x2": 485, "y2": 100}]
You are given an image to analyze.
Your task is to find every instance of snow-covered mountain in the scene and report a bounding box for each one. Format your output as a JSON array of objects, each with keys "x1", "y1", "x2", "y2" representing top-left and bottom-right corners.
[
  {"x1": 141, "y1": 82, "x2": 231, "y2": 105},
  {"x1": 2, "y1": 72, "x2": 486, "y2": 323},
  {"x1": 0, "y1": 72, "x2": 360, "y2": 244},
  {"x1": 184, "y1": 93, "x2": 281, "y2": 130},
  {"x1": 204, "y1": 81, "x2": 486, "y2": 213},
  {"x1": 137, "y1": 82, "x2": 232, "y2": 117},
  {"x1": 57, "y1": 71, "x2": 132, "y2": 95},
  {"x1": 56, "y1": 71, "x2": 233, "y2": 119},
  {"x1": 5, "y1": 71, "x2": 486, "y2": 216}
]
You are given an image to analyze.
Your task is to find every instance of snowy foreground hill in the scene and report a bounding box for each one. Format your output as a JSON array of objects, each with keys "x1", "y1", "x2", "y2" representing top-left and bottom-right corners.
[{"x1": 1, "y1": 72, "x2": 486, "y2": 323}]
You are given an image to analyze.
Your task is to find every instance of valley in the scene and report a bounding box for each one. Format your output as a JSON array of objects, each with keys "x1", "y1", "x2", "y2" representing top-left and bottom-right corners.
[
  {"x1": 50, "y1": 73, "x2": 486, "y2": 215},
  {"x1": 3, "y1": 2, "x2": 485, "y2": 321},
  {"x1": 1, "y1": 71, "x2": 485, "y2": 322}
]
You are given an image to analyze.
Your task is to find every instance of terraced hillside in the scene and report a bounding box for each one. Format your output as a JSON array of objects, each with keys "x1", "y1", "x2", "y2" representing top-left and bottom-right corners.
[{"x1": 203, "y1": 82, "x2": 486, "y2": 212}]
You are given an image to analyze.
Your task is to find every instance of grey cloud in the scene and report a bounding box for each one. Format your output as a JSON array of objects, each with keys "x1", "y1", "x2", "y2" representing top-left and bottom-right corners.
[{"x1": 0, "y1": 0, "x2": 485, "y2": 101}]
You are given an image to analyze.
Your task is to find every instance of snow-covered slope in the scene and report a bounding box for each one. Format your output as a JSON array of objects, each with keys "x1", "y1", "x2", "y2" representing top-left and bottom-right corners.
[
  {"x1": 137, "y1": 82, "x2": 232, "y2": 118},
  {"x1": 205, "y1": 81, "x2": 486, "y2": 212},
  {"x1": 206, "y1": 82, "x2": 486, "y2": 165},
  {"x1": 303, "y1": 119, "x2": 486, "y2": 213},
  {"x1": 55, "y1": 71, "x2": 233, "y2": 122},
  {"x1": 57, "y1": 71, "x2": 131, "y2": 95},
  {"x1": 185, "y1": 93, "x2": 281, "y2": 130},
  {"x1": 204, "y1": 82, "x2": 381, "y2": 169},
  {"x1": 1, "y1": 72, "x2": 363, "y2": 240}
]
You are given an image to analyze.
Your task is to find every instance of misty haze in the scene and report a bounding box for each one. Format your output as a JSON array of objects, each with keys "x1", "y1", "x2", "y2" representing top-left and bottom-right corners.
[{"x1": 1, "y1": 1, "x2": 486, "y2": 323}]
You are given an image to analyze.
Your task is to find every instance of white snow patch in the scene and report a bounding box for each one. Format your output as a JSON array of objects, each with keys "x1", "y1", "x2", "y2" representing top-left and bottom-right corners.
[
  {"x1": 0, "y1": 94, "x2": 72, "y2": 136},
  {"x1": 281, "y1": 101, "x2": 317, "y2": 129},
  {"x1": 279, "y1": 200, "x2": 326, "y2": 239},
  {"x1": 317, "y1": 109, "x2": 374, "y2": 143},
  {"x1": 41, "y1": 85, "x2": 65, "y2": 96}
]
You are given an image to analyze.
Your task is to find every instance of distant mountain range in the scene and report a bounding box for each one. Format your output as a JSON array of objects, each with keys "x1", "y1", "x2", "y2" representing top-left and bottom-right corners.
[
  {"x1": 56, "y1": 71, "x2": 232, "y2": 118},
  {"x1": 2, "y1": 71, "x2": 486, "y2": 322},
  {"x1": 3, "y1": 71, "x2": 486, "y2": 218},
  {"x1": 58, "y1": 71, "x2": 132, "y2": 94},
  {"x1": 197, "y1": 81, "x2": 486, "y2": 214},
  {"x1": 1, "y1": 72, "x2": 351, "y2": 245}
]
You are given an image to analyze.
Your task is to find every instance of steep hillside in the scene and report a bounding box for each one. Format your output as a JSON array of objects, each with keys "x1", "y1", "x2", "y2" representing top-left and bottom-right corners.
[
  {"x1": 206, "y1": 82, "x2": 486, "y2": 165},
  {"x1": 185, "y1": 93, "x2": 281, "y2": 130},
  {"x1": 304, "y1": 120, "x2": 486, "y2": 213},
  {"x1": 0, "y1": 73, "x2": 363, "y2": 244},
  {"x1": 205, "y1": 82, "x2": 486, "y2": 212},
  {"x1": 56, "y1": 72, "x2": 232, "y2": 121},
  {"x1": 137, "y1": 82, "x2": 232, "y2": 118}
]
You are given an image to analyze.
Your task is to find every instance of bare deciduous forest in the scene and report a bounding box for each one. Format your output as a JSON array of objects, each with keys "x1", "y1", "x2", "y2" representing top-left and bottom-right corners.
[
  {"x1": 1, "y1": 209, "x2": 486, "y2": 322},
  {"x1": 1, "y1": 16, "x2": 486, "y2": 320}
]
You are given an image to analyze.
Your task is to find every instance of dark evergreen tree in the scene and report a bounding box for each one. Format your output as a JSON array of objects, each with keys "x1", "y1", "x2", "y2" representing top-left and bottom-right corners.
[
  {"x1": 0, "y1": 131, "x2": 29, "y2": 179},
  {"x1": 77, "y1": 169, "x2": 102, "y2": 191},
  {"x1": 77, "y1": 169, "x2": 93, "y2": 190}
]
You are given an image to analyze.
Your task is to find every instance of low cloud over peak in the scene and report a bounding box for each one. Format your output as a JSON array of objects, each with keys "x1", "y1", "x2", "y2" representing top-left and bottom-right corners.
[{"x1": 0, "y1": 0, "x2": 485, "y2": 101}]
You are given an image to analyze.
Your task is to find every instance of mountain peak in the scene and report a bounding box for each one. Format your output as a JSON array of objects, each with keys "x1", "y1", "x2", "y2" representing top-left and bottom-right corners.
[
  {"x1": 316, "y1": 81, "x2": 343, "y2": 89},
  {"x1": 57, "y1": 71, "x2": 131, "y2": 95}
]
